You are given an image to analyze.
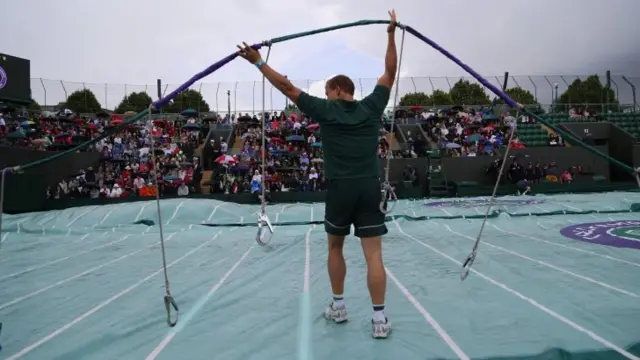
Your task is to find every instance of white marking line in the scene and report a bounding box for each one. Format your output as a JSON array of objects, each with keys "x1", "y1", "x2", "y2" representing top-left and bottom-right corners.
[
  {"x1": 386, "y1": 267, "x2": 469, "y2": 360},
  {"x1": 492, "y1": 225, "x2": 640, "y2": 268},
  {"x1": 0, "y1": 235, "x2": 131, "y2": 282},
  {"x1": 310, "y1": 206, "x2": 314, "y2": 222},
  {"x1": 166, "y1": 201, "x2": 185, "y2": 225},
  {"x1": 96, "y1": 210, "x2": 113, "y2": 227},
  {"x1": 439, "y1": 208, "x2": 453, "y2": 217},
  {"x1": 145, "y1": 242, "x2": 253, "y2": 360},
  {"x1": 1, "y1": 233, "x2": 8, "y2": 243},
  {"x1": 297, "y1": 226, "x2": 315, "y2": 360},
  {"x1": 66, "y1": 206, "x2": 98, "y2": 227},
  {"x1": 0, "y1": 233, "x2": 178, "y2": 311},
  {"x1": 393, "y1": 221, "x2": 639, "y2": 360},
  {"x1": 134, "y1": 203, "x2": 150, "y2": 222},
  {"x1": 6, "y1": 232, "x2": 222, "y2": 360},
  {"x1": 444, "y1": 224, "x2": 640, "y2": 298},
  {"x1": 204, "y1": 203, "x2": 223, "y2": 223}
]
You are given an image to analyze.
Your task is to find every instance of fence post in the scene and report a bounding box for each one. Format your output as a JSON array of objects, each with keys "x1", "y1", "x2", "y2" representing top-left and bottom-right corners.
[
  {"x1": 621, "y1": 76, "x2": 637, "y2": 110},
  {"x1": 559, "y1": 76, "x2": 570, "y2": 108},
  {"x1": 270, "y1": 85, "x2": 273, "y2": 112},
  {"x1": 215, "y1": 82, "x2": 220, "y2": 113},
  {"x1": 104, "y1": 83, "x2": 108, "y2": 110},
  {"x1": 543, "y1": 76, "x2": 554, "y2": 110},
  {"x1": 124, "y1": 84, "x2": 128, "y2": 98},
  {"x1": 410, "y1": 77, "x2": 416, "y2": 92},
  {"x1": 39, "y1": 78, "x2": 46, "y2": 107},
  {"x1": 358, "y1": 78, "x2": 363, "y2": 98},
  {"x1": 609, "y1": 76, "x2": 619, "y2": 113},
  {"x1": 527, "y1": 76, "x2": 537, "y2": 102},
  {"x1": 60, "y1": 80, "x2": 68, "y2": 102},
  {"x1": 428, "y1": 77, "x2": 435, "y2": 94},
  {"x1": 252, "y1": 81, "x2": 256, "y2": 115},
  {"x1": 234, "y1": 81, "x2": 238, "y2": 114},
  {"x1": 445, "y1": 77, "x2": 452, "y2": 91},
  {"x1": 82, "y1": 82, "x2": 87, "y2": 112},
  {"x1": 198, "y1": 83, "x2": 204, "y2": 113}
]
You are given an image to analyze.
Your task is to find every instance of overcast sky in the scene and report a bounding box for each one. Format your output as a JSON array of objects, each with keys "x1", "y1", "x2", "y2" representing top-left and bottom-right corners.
[{"x1": 2, "y1": 0, "x2": 639, "y2": 112}]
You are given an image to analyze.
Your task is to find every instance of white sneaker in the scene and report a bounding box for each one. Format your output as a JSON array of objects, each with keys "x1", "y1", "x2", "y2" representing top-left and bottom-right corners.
[
  {"x1": 372, "y1": 318, "x2": 391, "y2": 339},
  {"x1": 324, "y1": 303, "x2": 348, "y2": 323}
]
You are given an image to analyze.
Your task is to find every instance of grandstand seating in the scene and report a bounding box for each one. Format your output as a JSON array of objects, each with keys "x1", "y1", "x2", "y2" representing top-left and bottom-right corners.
[{"x1": 516, "y1": 123, "x2": 550, "y2": 147}]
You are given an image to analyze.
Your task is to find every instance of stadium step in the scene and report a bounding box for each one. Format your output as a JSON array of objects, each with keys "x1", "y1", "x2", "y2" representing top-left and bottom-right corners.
[
  {"x1": 389, "y1": 133, "x2": 401, "y2": 151},
  {"x1": 194, "y1": 142, "x2": 206, "y2": 158},
  {"x1": 200, "y1": 170, "x2": 213, "y2": 194},
  {"x1": 231, "y1": 136, "x2": 243, "y2": 153}
]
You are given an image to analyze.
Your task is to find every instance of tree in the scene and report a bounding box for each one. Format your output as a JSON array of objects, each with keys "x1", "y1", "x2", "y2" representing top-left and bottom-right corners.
[
  {"x1": 63, "y1": 89, "x2": 102, "y2": 113},
  {"x1": 162, "y1": 89, "x2": 210, "y2": 113},
  {"x1": 431, "y1": 90, "x2": 454, "y2": 106},
  {"x1": 399, "y1": 92, "x2": 431, "y2": 106},
  {"x1": 114, "y1": 92, "x2": 153, "y2": 114},
  {"x1": 556, "y1": 75, "x2": 617, "y2": 111},
  {"x1": 495, "y1": 87, "x2": 537, "y2": 105},
  {"x1": 285, "y1": 103, "x2": 298, "y2": 111},
  {"x1": 449, "y1": 79, "x2": 490, "y2": 105}
]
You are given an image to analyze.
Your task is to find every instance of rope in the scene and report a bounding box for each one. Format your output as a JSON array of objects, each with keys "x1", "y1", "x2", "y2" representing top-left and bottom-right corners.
[
  {"x1": 256, "y1": 43, "x2": 274, "y2": 247},
  {"x1": 0, "y1": 168, "x2": 9, "y2": 251},
  {"x1": 460, "y1": 108, "x2": 521, "y2": 281},
  {"x1": 380, "y1": 27, "x2": 406, "y2": 215},
  {"x1": 147, "y1": 105, "x2": 179, "y2": 326},
  {"x1": 260, "y1": 45, "x2": 272, "y2": 215}
]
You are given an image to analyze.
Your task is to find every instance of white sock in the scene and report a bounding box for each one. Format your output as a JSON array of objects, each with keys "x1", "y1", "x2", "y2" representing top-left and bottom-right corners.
[
  {"x1": 372, "y1": 304, "x2": 386, "y2": 322},
  {"x1": 332, "y1": 294, "x2": 344, "y2": 309}
]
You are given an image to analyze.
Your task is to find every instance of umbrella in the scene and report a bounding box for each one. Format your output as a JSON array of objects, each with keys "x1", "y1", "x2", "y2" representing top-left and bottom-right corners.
[
  {"x1": 32, "y1": 138, "x2": 49, "y2": 145},
  {"x1": 311, "y1": 158, "x2": 323, "y2": 163},
  {"x1": 466, "y1": 133, "x2": 482, "y2": 142},
  {"x1": 311, "y1": 142, "x2": 322, "y2": 148},
  {"x1": 181, "y1": 109, "x2": 198, "y2": 117},
  {"x1": 307, "y1": 123, "x2": 320, "y2": 131},
  {"x1": 112, "y1": 119, "x2": 123, "y2": 126},
  {"x1": 124, "y1": 111, "x2": 137, "y2": 117},
  {"x1": 286, "y1": 135, "x2": 304, "y2": 142},
  {"x1": 183, "y1": 123, "x2": 201, "y2": 130},
  {"x1": 41, "y1": 111, "x2": 56, "y2": 119},
  {"x1": 7, "y1": 131, "x2": 25, "y2": 139},
  {"x1": 229, "y1": 164, "x2": 249, "y2": 172},
  {"x1": 483, "y1": 114, "x2": 498, "y2": 121},
  {"x1": 153, "y1": 119, "x2": 166, "y2": 126},
  {"x1": 270, "y1": 137, "x2": 284, "y2": 143},
  {"x1": 215, "y1": 154, "x2": 236, "y2": 165},
  {"x1": 445, "y1": 142, "x2": 461, "y2": 149},
  {"x1": 96, "y1": 111, "x2": 110, "y2": 118}
]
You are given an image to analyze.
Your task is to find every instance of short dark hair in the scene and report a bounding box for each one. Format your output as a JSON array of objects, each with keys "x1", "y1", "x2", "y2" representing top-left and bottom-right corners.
[{"x1": 326, "y1": 75, "x2": 355, "y2": 95}]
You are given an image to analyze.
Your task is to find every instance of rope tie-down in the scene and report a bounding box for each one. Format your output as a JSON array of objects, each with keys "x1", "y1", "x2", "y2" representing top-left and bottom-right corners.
[{"x1": 0, "y1": 19, "x2": 637, "y2": 329}]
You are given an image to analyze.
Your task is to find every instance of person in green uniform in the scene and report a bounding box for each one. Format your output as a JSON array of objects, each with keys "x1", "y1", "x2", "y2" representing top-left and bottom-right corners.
[{"x1": 237, "y1": 9, "x2": 398, "y2": 339}]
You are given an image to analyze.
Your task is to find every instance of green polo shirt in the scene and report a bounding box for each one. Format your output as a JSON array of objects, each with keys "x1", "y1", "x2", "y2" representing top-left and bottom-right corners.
[{"x1": 295, "y1": 85, "x2": 391, "y2": 180}]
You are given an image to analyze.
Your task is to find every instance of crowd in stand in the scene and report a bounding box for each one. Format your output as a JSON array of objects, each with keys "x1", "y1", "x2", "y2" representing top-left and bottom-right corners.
[
  {"x1": 205, "y1": 111, "x2": 393, "y2": 195},
  {"x1": 0, "y1": 102, "x2": 608, "y2": 200},
  {"x1": 0, "y1": 109, "x2": 211, "y2": 200}
]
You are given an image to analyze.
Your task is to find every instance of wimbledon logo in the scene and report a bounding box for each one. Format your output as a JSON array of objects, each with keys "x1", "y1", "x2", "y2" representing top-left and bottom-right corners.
[
  {"x1": 426, "y1": 199, "x2": 544, "y2": 208},
  {"x1": 0, "y1": 66, "x2": 6, "y2": 90},
  {"x1": 559, "y1": 220, "x2": 640, "y2": 249}
]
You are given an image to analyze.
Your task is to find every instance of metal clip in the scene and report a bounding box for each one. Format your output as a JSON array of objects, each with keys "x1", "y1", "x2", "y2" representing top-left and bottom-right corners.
[
  {"x1": 379, "y1": 182, "x2": 397, "y2": 214},
  {"x1": 256, "y1": 212, "x2": 274, "y2": 246},
  {"x1": 164, "y1": 294, "x2": 179, "y2": 327},
  {"x1": 460, "y1": 251, "x2": 476, "y2": 281}
]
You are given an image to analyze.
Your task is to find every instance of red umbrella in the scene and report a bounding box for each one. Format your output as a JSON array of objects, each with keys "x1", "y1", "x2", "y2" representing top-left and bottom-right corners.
[
  {"x1": 73, "y1": 117, "x2": 86, "y2": 124},
  {"x1": 307, "y1": 123, "x2": 319, "y2": 131},
  {"x1": 112, "y1": 119, "x2": 123, "y2": 126},
  {"x1": 215, "y1": 154, "x2": 236, "y2": 165},
  {"x1": 270, "y1": 137, "x2": 284, "y2": 144}
]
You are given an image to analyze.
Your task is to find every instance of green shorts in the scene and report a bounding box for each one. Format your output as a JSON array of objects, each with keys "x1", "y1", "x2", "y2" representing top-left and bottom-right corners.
[{"x1": 324, "y1": 177, "x2": 388, "y2": 238}]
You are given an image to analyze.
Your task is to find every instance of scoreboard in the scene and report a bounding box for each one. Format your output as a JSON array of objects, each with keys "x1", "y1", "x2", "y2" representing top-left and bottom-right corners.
[{"x1": 0, "y1": 53, "x2": 31, "y2": 104}]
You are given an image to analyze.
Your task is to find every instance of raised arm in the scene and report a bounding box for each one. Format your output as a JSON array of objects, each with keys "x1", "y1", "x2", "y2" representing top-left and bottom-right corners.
[
  {"x1": 377, "y1": 10, "x2": 398, "y2": 89},
  {"x1": 236, "y1": 42, "x2": 302, "y2": 103}
]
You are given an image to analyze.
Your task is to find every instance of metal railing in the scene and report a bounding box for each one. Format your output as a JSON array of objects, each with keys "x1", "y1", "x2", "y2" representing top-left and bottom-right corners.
[{"x1": 29, "y1": 74, "x2": 639, "y2": 115}]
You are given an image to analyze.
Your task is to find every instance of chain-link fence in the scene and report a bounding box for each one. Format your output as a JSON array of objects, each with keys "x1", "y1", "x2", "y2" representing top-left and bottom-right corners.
[{"x1": 30, "y1": 74, "x2": 640, "y2": 115}]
